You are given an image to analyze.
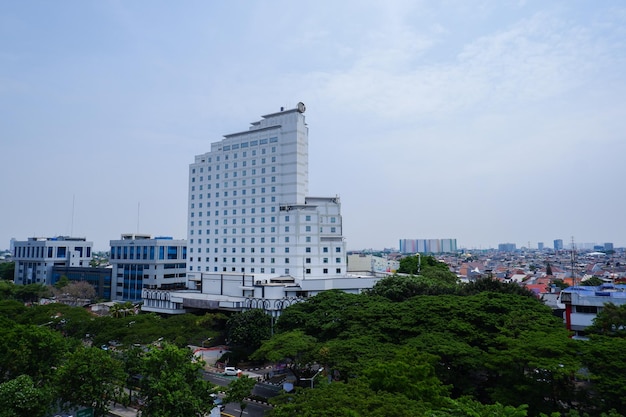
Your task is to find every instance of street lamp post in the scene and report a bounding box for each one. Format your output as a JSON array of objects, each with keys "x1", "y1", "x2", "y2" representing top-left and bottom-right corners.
[{"x1": 302, "y1": 367, "x2": 324, "y2": 388}]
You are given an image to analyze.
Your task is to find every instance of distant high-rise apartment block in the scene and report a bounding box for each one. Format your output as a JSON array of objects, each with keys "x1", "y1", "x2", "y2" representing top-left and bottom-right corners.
[
  {"x1": 604, "y1": 242, "x2": 614, "y2": 251},
  {"x1": 12, "y1": 236, "x2": 93, "y2": 285},
  {"x1": 498, "y1": 243, "x2": 517, "y2": 252},
  {"x1": 538, "y1": 242, "x2": 544, "y2": 251},
  {"x1": 554, "y1": 239, "x2": 564, "y2": 251},
  {"x1": 186, "y1": 103, "x2": 346, "y2": 280},
  {"x1": 109, "y1": 234, "x2": 187, "y2": 302},
  {"x1": 399, "y1": 238, "x2": 457, "y2": 254}
]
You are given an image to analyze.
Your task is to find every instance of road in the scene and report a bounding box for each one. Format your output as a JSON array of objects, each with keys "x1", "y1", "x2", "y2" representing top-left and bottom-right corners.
[
  {"x1": 203, "y1": 370, "x2": 282, "y2": 417},
  {"x1": 221, "y1": 401, "x2": 273, "y2": 417}
]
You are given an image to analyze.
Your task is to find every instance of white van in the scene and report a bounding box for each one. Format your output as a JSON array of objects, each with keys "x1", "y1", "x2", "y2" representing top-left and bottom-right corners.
[{"x1": 224, "y1": 367, "x2": 241, "y2": 376}]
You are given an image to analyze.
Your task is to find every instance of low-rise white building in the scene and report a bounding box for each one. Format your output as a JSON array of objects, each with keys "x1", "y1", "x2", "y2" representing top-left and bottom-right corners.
[
  {"x1": 559, "y1": 284, "x2": 626, "y2": 338},
  {"x1": 347, "y1": 254, "x2": 399, "y2": 274},
  {"x1": 13, "y1": 236, "x2": 93, "y2": 285}
]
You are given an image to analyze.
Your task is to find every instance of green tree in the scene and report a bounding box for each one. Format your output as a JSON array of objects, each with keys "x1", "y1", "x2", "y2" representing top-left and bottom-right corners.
[
  {"x1": 457, "y1": 278, "x2": 537, "y2": 297},
  {"x1": 226, "y1": 308, "x2": 272, "y2": 352},
  {"x1": 109, "y1": 301, "x2": 136, "y2": 318},
  {"x1": 362, "y1": 350, "x2": 449, "y2": 407},
  {"x1": 398, "y1": 255, "x2": 457, "y2": 284},
  {"x1": 0, "y1": 262, "x2": 14, "y2": 281},
  {"x1": 580, "y1": 276, "x2": 604, "y2": 286},
  {"x1": 224, "y1": 375, "x2": 257, "y2": 417},
  {"x1": 268, "y1": 373, "x2": 529, "y2": 417},
  {"x1": 0, "y1": 374, "x2": 53, "y2": 417},
  {"x1": 55, "y1": 346, "x2": 125, "y2": 417},
  {"x1": 580, "y1": 336, "x2": 626, "y2": 413},
  {"x1": 0, "y1": 281, "x2": 16, "y2": 300},
  {"x1": 251, "y1": 330, "x2": 318, "y2": 382},
  {"x1": 0, "y1": 322, "x2": 68, "y2": 383},
  {"x1": 551, "y1": 279, "x2": 569, "y2": 290},
  {"x1": 267, "y1": 286, "x2": 581, "y2": 415},
  {"x1": 0, "y1": 300, "x2": 27, "y2": 320},
  {"x1": 366, "y1": 274, "x2": 456, "y2": 300},
  {"x1": 54, "y1": 275, "x2": 70, "y2": 289},
  {"x1": 13, "y1": 283, "x2": 51, "y2": 303},
  {"x1": 138, "y1": 342, "x2": 216, "y2": 417},
  {"x1": 587, "y1": 302, "x2": 626, "y2": 337}
]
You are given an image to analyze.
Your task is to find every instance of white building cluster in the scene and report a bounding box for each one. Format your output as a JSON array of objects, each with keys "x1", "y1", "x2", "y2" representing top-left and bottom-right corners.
[{"x1": 142, "y1": 103, "x2": 380, "y2": 315}]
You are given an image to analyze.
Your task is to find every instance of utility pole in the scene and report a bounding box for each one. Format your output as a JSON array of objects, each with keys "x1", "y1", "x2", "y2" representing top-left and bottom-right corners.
[{"x1": 570, "y1": 236, "x2": 576, "y2": 286}]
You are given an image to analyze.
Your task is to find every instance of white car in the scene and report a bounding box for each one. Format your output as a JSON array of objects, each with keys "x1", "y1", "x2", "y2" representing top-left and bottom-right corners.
[{"x1": 224, "y1": 366, "x2": 241, "y2": 376}]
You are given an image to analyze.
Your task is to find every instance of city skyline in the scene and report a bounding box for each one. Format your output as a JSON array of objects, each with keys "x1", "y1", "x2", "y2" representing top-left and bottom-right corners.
[{"x1": 2, "y1": 1, "x2": 625, "y2": 251}]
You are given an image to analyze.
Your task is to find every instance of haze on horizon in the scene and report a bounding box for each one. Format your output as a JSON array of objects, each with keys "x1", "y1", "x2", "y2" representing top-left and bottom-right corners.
[{"x1": 1, "y1": 1, "x2": 625, "y2": 252}]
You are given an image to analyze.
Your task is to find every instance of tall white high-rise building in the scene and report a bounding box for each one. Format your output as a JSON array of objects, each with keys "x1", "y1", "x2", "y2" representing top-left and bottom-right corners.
[
  {"x1": 143, "y1": 103, "x2": 378, "y2": 315},
  {"x1": 186, "y1": 103, "x2": 346, "y2": 281}
]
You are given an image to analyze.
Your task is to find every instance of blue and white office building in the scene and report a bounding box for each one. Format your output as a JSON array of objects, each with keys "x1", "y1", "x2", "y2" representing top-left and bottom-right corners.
[
  {"x1": 13, "y1": 236, "x2": 93, "y2": 285},
  {"x1": 110, "y1": 234, "x2": 187, "y2": 302}
]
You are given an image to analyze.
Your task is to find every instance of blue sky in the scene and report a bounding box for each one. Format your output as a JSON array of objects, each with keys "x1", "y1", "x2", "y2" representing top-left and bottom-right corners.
[{"x1": 1, "y1": 0, "x2": 625, "y2": 251}]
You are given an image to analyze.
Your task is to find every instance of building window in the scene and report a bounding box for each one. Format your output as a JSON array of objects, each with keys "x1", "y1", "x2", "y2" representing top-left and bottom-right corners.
[
  {"x1": 306, "y1": 268, "x2": 311, "y2": 274},
  {"x1": 306, "y1": 258, "x2": 311, "y2": 264},
  {"x1": 323, "y1": 268, "x2": 328, "y2": 274},
  {"x1": 306, "y1": 247, "x2": 311, "y2": 253}
]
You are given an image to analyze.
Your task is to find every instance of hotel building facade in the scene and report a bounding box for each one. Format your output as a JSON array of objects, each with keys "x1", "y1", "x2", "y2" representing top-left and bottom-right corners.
[
  {"x1": 142, "y1": 104, "x2": 379, "y2": 315},
  {"x1": 186, "y1": 103, "x2": 346, "y2": 280}
]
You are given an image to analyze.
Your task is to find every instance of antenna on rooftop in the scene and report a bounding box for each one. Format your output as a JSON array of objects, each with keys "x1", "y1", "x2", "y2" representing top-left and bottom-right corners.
[
  {"x1": 571, "y1": 236, "x2": 577, "y2": 286},
  {"x1": 70, "y1": 194, "x2": 75, "y2": 237},
  {"x1": 137, "y1": 202, "x2": 141, "y2": 234}
]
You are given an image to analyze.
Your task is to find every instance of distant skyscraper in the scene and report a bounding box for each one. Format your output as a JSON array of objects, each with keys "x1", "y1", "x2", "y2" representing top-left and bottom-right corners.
[
  {"x1": 554, "y1": 239, "x2": 564, "y2": 251},
  {"x1": 538, "y1": 242, "x2": 544, "y2": 251},
  {"x1": 399, "y1": 239, "x2": 457, "y2": 254},
  {"x1": 498, "y1": 243, "x2": 516, "y2": 252},
  {"x1": 604, "y1": 242, "x2": 614, "y2": 251}
]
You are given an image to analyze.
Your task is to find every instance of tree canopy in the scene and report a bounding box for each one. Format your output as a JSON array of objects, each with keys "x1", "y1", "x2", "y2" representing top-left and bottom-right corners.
[
  {"x1": 138, "y1": 342, "x2": 217, "y2": 417},
  {"x1": 254, "y1": 280, "x2": 608, "y2": 416},
  {"x1": 226, "y1": 308, "x2": 272, "y2": 353}
]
